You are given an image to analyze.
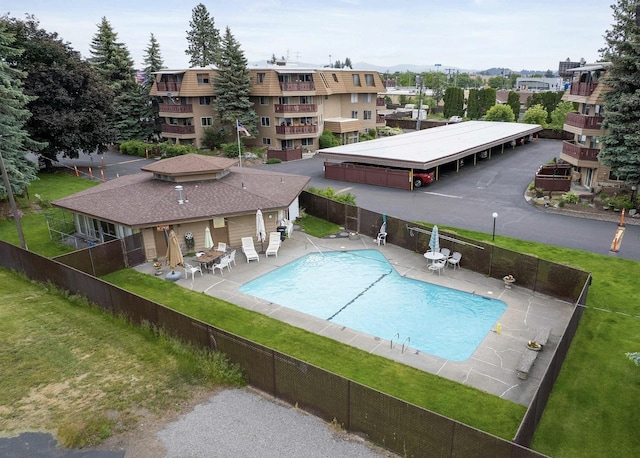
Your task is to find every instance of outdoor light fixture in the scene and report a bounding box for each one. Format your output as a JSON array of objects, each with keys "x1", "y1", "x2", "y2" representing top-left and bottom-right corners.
[
  {"x1": 0, "y1": 134, "x2": 27, "y2": 250},
  {"x1": 492, "y1": 212, "x2": 498, "y2": 241}
]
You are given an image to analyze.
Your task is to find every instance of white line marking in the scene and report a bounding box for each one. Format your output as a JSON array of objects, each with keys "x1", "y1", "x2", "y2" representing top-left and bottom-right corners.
[
  {"x1": 423, "y1": 192, "x2": 463, "y2": 199},
  {"x1": 337, "y1": 186, "x2": 354, "y2": 194}
]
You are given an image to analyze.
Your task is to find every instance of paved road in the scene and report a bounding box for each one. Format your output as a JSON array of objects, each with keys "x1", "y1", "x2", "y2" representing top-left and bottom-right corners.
[{"x1": 257, "y1": 139, "x2": 640, "y2": 261}]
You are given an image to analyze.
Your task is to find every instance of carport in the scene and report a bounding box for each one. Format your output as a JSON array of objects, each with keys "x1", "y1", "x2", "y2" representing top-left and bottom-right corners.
[{"x1": 318, "y1": 121, "x2": 543, "y2": 190}]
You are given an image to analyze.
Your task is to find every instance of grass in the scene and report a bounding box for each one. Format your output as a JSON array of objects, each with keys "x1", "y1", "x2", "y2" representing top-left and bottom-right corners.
[
  {"x1": 0, "y1": 269, "x2": 244, "y2": 447},
  {"x1": 2, "y1": 173, "x2": 640, "y2": 456},
  {"x1": 297, "y1": 214, "x2": 342, "y2": 237}
]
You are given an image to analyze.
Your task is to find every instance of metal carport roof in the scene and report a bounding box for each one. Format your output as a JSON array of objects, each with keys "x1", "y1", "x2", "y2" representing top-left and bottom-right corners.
[{"x1": 317, "y1": 121, "x2": 543, "y2": 170}]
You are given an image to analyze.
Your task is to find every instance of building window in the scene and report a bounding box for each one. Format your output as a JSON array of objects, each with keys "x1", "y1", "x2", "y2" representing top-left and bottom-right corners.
[
  {"x1": 364, "y1": 93, "x2": 372, "y2": 103},
  {"x1": 197, "y1": 73, "x2": 209, "y2": 84},
  {"x1": 352, "y1": 74, "x2": 361, "y2": 86},
  {"x1": 365, "y1": 74, "x2": 375, "y2": 86},
  {"x1": 261, "y1": 117, "x2": 270, "y2": 127},
  {"x1": 351, "y1": 111, "x2": 358, "y2": 119},
  {"x1": 281, "y1": 139, "x2": 294, "y2": 149},
  {"x1": 262, "y1": 138, "x2": 271, "y2": 145},
  {"x1": 351, "y1": 93, "x2": 358, "y2": 103},
  {"x1": 199, "y1": 96, "x2": 211, "y2": 105},
  {"x1": 301, "y1": 138, "x2": 313, "y2": 146},
  {"x1": 260, "y1": 96, "x2": 269, "y2": 105},
  {"x1": 201, "y1": 117, "x2": 213, "y2": 126},
  {"x1": 258, "y1": 73, "x2": 265, "y2": 83},
  {"x1": 364, "y1": 110, "x2": 372, "y2": 120},
  {"x1": 332, "y1": 73, "x2": 338, "y2": 82}
]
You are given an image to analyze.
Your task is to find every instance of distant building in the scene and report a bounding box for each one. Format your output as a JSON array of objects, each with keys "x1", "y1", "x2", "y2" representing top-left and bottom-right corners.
[
  {"x1": 558, "y1": 58, "x2": 586, "y2": 78},
  {"x1": 515, "y1": 77, "x2": 564, "y2": 92}
]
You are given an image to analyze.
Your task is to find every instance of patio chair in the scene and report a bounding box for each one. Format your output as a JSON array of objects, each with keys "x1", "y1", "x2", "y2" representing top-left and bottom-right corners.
[
  {"x1": 447, "y1": 252, "x2": 462, "y2": 270},
  {"x1": 428, "y1": 259, "x2": 447, "y2": 275},
  {"x1": 241, "y1": 237, "x2": 259, "y2": 263},
  {"x1": 184, "y1": 262, "x2": 203, "y2": 280},
  {"x1": 216, "y1": 242, "x2": 227, "y2": 252},
  {"x1": 440, "y1": 248, "x2": 451, "y2": 259},
  {"x1": 228, "y1": 249, "x2": 237, "y2": 268},
  {"x1": 213, "y1": 255, "x2": 232, "y2": 275},
  {"x1": 265, "y1": 232, "x2": 281, "y2": 257},
  {"x1": 374, "y1": 231, "x2": 387, "y2": 246}
]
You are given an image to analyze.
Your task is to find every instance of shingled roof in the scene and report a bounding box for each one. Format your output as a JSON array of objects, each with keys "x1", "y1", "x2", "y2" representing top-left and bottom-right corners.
[{"x1": 52, "y1": 156, "x2": 310, "y2": 228}]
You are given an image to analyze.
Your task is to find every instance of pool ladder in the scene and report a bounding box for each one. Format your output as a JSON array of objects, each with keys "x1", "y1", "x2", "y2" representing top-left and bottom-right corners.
[{"x1": 390, "y1": 333, "x2": 411, "y2": 354}]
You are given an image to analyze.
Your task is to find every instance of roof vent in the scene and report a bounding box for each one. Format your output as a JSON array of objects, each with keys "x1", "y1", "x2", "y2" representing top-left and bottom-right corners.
[{"x1": 175, "y1": 185, "x2": 184, "y2": 205}]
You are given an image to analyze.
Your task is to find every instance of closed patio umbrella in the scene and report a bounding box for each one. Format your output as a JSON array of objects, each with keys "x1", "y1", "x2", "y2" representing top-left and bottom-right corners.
[
  {"x1": 204, "y1": 226, "x2": 213, "y2": 250},
  {"x1": 166, "y1": 229, "x2": 184, "y2": 273},
  {"x1": 429, "y1": 225, "x2": 440, "y2": 253},
  {"x1": 256, "y1": 209, "x2": 266, "y2": 252}
]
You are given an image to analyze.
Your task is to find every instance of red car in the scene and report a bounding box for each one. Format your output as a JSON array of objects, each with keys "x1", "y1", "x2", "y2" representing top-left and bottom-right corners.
[{"x1": 412, "y1": 170, "x2": 435, "y2": 188}]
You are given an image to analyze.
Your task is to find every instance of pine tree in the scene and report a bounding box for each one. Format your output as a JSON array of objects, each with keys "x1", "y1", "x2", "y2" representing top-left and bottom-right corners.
[
  {"x1": 142, "y1": 33, "x2": 164, "y2": 139},
  {"x1": 599, "y1": 0, "x2": 640, "y2": 184},
  {"x1": 214, "y1": 27, "x2": 257, "y2": 138},
  {"x1": 89, "y1": 17, "x2": 151, "y2": 142},
  {"x1": 0, "y1": 23, "x2": 43, "y2": 196},
  {"x1": 507, "y1": 91, "x2": 521, "y2": 120},
  {"x1": 185, "y1": 3, "x2": 220, "y2": 67}
]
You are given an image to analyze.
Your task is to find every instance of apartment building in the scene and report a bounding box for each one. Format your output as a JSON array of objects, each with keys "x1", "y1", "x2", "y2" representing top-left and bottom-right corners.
[
  {"x1": 560, "y1": 62, "x2": 621, "y2": 191},
  {"x1": 149, "y1": 65, "x2": 386, "y2": 152}
]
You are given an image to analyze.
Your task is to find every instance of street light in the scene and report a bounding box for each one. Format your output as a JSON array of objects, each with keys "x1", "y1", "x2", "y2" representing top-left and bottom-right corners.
[
  {"x1": 0, "y1": 134, "x2": 28, "y2": 250},
  {"x1": 492, "y1": 212, "x2": 498, "y2": 241}
]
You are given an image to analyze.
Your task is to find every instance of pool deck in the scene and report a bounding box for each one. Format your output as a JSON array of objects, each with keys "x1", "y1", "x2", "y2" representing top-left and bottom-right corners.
[{"x1": 135, "y1": 231, "x2": 575, "y2": 407}]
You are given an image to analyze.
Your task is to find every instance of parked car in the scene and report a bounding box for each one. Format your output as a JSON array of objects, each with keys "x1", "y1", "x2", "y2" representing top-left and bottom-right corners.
[
  {"x1": 448, "y1": 116, "x2": 463, "y2": 123},
  {"x1": 412, "y1": 170, "x2": 435, "y2": 188}
]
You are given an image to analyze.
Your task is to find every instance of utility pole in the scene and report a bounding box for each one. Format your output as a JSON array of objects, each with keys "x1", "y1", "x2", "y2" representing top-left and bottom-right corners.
[
  {"x1": 416, "y1": 75, "x2": 424, "y2": 131},
  {"x1": 0, "y1": 134, "x2": 28, "y2": 250}
]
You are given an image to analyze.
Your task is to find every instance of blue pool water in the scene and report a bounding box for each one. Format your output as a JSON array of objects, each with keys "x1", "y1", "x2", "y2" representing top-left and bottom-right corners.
[{"x1": 239, "y1": 250, "x2": 506, "y2": 361}]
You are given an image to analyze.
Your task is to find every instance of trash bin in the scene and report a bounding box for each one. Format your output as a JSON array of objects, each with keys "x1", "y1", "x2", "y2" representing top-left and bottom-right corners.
[{"x1": 276, "y1": 226, "x2": 286, "y2": 241}]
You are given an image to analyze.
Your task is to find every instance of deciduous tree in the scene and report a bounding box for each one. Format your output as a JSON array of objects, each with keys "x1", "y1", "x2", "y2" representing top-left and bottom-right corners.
[
  {"x1": 484, "y1": 104, "x2": 515, "y2": 122},
  {"x1": 185, "y1": 3, "x2": 220, "y2": 67},
  {"x1": 522, "y1": 104, "x2": 548, "y2": 127}
]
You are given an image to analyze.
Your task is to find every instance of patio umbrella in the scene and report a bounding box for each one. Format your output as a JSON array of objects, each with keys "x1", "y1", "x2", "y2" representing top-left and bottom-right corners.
[
  {"x1": 429, "y1": 225, "x2": 440, "y2": 253},
  {"x1": 204, "y1": 226, "x2": 214, "y2": 250},
  {"x1": 256, "y1": 209, "x2": 267, "y2": 252},
  {"x1": 165, "y1": 229, "x2": 184, "y2": 273}
]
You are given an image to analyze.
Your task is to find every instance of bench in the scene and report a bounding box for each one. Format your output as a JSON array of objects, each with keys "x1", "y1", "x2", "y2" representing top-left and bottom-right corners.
[{"x1": 517, "y1": 350, "x2": 539, "y2": 380}]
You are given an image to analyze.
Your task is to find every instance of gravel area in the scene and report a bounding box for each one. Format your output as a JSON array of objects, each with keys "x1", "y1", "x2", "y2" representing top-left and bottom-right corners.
[{"x1": 157, "y1": 388, "x2": 394, "y2": 458}]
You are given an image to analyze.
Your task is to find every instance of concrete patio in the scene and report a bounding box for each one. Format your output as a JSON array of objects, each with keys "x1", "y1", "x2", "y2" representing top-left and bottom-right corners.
[{"x1": 135, "y1": 230, "x2": 575, "y2": 407}]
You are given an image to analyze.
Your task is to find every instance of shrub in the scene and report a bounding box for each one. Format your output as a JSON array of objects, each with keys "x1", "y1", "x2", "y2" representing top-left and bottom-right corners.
[
  {"x1": 306, "y1": 186, "x2": 356, "y2": 205},
  {"x1": 119, "y1": 140, "x2": 149, "y2": 157},
  {"x1": 319, "y1": 130, "x2": 341, "y2": 149},
  {"x1": 221, "y1": 142, "x2": 243, "y2": 158},
  {"x1": 563, "y1": 191, "x2": 579, "y2": 204},
  {"x1": 266, "y1": 158, "x2": 281, "y2": 164}
]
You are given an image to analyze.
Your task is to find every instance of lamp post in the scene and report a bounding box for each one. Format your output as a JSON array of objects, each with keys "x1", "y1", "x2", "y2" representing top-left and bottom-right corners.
[
  {"x1": 492, "y1": 212, "x2": 498, "y2": 241},
  {"x1": 0, "y1": 134, "x2": 27, "y2": 250}
]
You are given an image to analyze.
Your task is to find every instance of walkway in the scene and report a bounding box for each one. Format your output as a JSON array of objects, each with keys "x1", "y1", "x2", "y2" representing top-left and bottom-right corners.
[{"x1": 137, "y1": 230, "x2": 574, "y2": 407}]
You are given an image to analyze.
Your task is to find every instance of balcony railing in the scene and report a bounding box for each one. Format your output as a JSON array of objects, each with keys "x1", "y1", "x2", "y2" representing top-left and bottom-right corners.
[
  {"x1": 562, "y1": 141, "x2": 600, "y2": 161},
  {"x1": 279, "y1": 81, "x2": 315, "y2": 91},
  {"x1": 161, "y1": 124, "x2": 195, "y2": 135},
  {"x1": 376, "y1": 116, "x2": 386, "y2": 124},
  {"x1": 568, "y1": 82, "x2": 596, "y2": 97},
  {"x1": 158, "y1": 104, "x2": 193, "y2": 114},
  {"x1": 565, "y1": 112, "x2": 603, "y2": 130},
  {"x1": 376, "y1": 98, "x2": 386, "y2": 107},
  {"x1": 157, "y1": 82, "x2": 181, "y2": 92},
  {"x1": 274, "y1": 104, "x2": 317, "y2": 113},
  {"x1": 275, "y1": 124, "x2": 318, "y2": 135}
]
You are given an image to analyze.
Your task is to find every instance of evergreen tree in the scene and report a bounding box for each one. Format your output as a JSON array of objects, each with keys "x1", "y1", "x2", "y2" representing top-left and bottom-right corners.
[
  {"x1": 3, "y1": 15, "x2": 113, "y2": 165},
  {"x1": 443, "y1": 87, "x2": 464, "y2": 118},
  {"x1": 142, "y1": 33, "x2": 164, "y2": 139},
  {"x1": 479, "y1": 88, "x2": 497, "y2": 117},
  {"x1": 507, "y1": 91, "x2": 521, "y2": 120},
  {"x1": 89, "y1": 17, "x2": 151, "y2": 142},
  {"x1": 599, "y1": 0, "x2": 640, "y2": 184},
  {"x1": 185, "y1": 3, "x2": 220, "y2": 67},
  {"x1": 343, "y1": 57, "x2": 352, "y2": 69},
  {"x1": 0, "y1": 22, "x2": 42, "y2": 196},
  {"x1": 467, "y1": 88, "x2": 480, "y2": 119},
  {"x1": 214, "y1": 27, "x2": 257, "y2": 138}
]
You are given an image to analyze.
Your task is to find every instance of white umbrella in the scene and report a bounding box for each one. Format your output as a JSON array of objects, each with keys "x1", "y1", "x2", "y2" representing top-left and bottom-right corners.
[
  {"x1": 256, "y1": 209, "x2": 266, "y2": 252},
  {"x1": 429, "y1": 225, "x2": 440, "y2": 253},
  {"x1": 204, "y1": 226, "x2": 213, "y2": 250}
]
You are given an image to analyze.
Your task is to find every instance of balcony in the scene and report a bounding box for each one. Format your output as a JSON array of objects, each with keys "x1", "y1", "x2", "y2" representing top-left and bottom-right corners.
[
  {"x1": 376, "y1": 115, "x2": 386, "y2": 124},
  {"x1": 274, "y1": 104, "x2": 317, "y2": 113},
  {"x1": 565, "y1": 112, "x2": 603, "y2": 130},
  {"x1": 275, "y1": 124, "x2": 318, "y2": 135},
  {"x1": 158, "y1": 104, "x2": 193, "y2": 114},
  {"x1": 279, "y1": 81, "x2": 315, "y2": 91},
  {"x1": 562, "y1": 141, "x2": 600, "y2": 162},
  {"x1": 376, "y1": 98, "x2": 386, "y2": 107},
  {"x1": 157, "y1": 82, "x2": 181, "y2": 92},
  {"x1": 568, "y1": 82, "x2": 596, "y2": 97},
  {"x1": 161, "y1": 124, "x2": 195, "y2": 135}
]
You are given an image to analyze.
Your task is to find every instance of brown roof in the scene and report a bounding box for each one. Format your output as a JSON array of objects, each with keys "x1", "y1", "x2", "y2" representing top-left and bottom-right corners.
[
  {"x1": 141, "y1": 154, "x2": 238, "y2": 175},
  {"x1": 52, "y1": 164, "x2": 310, "y2": 228}
]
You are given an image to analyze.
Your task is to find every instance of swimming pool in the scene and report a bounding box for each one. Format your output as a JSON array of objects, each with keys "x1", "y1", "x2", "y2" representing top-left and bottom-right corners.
[{"x1": 239, "y1": 250, "x2": 506, "y2": 361}]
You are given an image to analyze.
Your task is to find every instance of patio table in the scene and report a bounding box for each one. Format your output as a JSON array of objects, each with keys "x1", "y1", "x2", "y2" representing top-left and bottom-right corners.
[
  {"x1": 195, "y1": 250, "x2": 225, "y2": 273},
  {"x1": 424, "y1": 251, "x2": 445, "y2": 264}
]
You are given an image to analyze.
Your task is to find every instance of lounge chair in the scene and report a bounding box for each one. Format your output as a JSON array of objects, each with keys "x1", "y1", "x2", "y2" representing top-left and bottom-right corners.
[
  {"x1": 265, "y1": 232, "x2": 281, "y2": 257},
  {"x1": 447, "y1": 252, "x2": 462, "y2": 270},
  {"x1": 241, "y1": 237, "x2": 259, "y2": 262}
]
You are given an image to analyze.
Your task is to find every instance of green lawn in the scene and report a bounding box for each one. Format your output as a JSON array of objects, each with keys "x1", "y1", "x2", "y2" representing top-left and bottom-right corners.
[{"x1": 1, "y1": 173, "x2": 639, "y2": 456}]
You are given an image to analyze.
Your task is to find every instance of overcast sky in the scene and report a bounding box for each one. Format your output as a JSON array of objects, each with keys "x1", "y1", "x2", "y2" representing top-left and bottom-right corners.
[{"x1": 5, "y1": 0, "x2": 615, "y2": 72}]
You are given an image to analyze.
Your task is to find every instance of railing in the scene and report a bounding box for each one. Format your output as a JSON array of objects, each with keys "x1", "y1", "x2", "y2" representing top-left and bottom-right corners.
[
  {"x1": 158, "y1": 104, "x2": 193, "y2": 114},
  {"x1": 279, "y1": 81, "x2": 315, "y2": 91},
  {"x1": 376, "y1": 98, "x2": 386, "y2": 107},
  {"x1": 562, "y1": 141, "x2": 600, "y2": 161},
  {"x1": 568, "y1": 82, "x2": 596, "y2": 96},
  {"x1": 376, "y1": 116, "x2": 386, "y2": 124},
  {"x1": 275, "y1": 124, "x2": 318, "y2": 135},
  {"x1": 161, "y1": 124, "x2": 195, "y2": 135},
  {"x1": 156, "y1": 82, "x2": 181, "y2": 92},
  {"x1": 274, "y1": 104, "x2": 317, "y2": 113},
  {"x1": 565, "y1": 112, "x2": 603, "y2": 130}
]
